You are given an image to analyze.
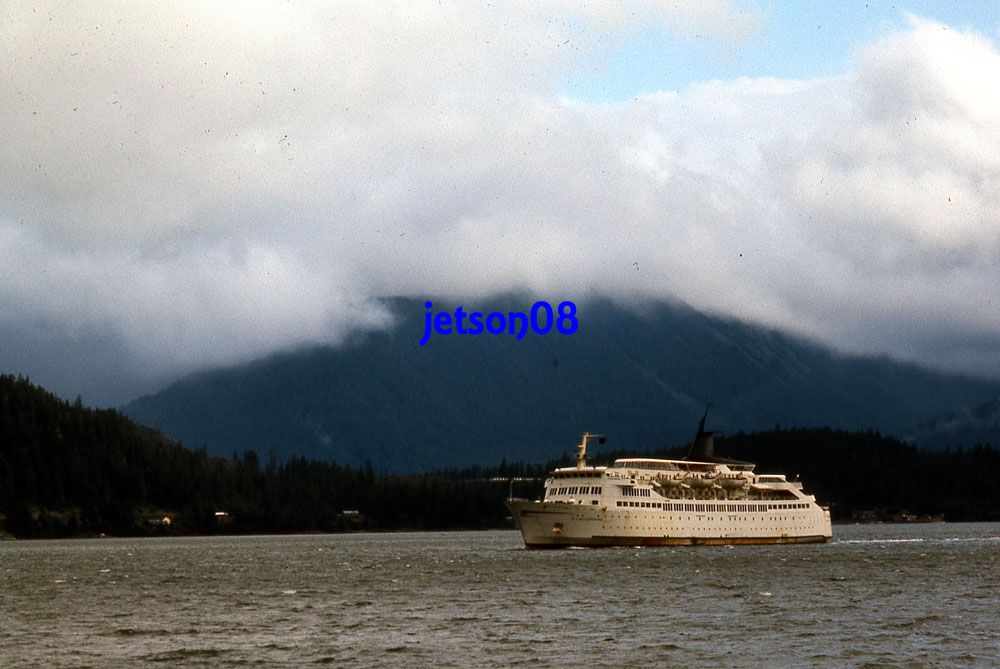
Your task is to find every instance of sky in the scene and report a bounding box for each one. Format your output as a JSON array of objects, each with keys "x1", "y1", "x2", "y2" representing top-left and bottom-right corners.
[{"x1": 2, "y1": 1, "x2": 1000, "y2": 407}]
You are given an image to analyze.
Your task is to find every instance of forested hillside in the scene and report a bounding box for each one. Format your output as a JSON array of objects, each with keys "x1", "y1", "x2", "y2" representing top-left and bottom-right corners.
[
  {"x1": 0, "y1": 374, "x2": 512, "y2": 538},
  {"x1": 2, "y1": 374, "x2": 999, "y2": 540}
]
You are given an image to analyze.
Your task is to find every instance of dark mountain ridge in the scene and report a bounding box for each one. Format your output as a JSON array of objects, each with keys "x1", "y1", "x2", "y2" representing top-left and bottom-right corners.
[{"x1": 122, "y1": 297, "x2": 1000, "y2": 472}]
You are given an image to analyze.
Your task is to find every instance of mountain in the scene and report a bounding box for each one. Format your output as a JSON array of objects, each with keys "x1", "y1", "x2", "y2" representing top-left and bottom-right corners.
[
  {"x1": 900, "y1": 397, "x2": 1000, "y2": 450},
  {"x1": 122, "y1": 297, "x2": 1000, "y2": 472}
]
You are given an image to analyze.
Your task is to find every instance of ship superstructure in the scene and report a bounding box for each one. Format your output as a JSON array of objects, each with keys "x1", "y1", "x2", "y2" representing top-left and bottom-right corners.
[{"x1": 507, "y1": 426, "x2": 832, "y2": 548}]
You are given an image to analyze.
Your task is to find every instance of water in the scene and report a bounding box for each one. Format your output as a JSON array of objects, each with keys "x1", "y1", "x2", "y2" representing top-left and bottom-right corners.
[{"x1": 2, "y1": 524, "x2": 999, "y2": 667}]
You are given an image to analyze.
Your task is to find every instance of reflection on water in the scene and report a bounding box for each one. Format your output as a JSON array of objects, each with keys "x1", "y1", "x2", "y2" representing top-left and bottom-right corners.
[{"x1": 2, "y1": 523, "x2": 999, "y2": 667}]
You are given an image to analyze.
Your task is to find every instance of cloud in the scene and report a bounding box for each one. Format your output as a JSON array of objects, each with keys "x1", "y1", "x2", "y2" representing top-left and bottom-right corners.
[{"x1": 2, "y1": 5, "x2": 999, "y2": 404}]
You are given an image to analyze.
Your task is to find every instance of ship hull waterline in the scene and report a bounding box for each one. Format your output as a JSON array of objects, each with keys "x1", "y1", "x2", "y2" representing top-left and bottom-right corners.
[{"x1": 507, "y1": 499, "x2": 831, "y2": 549}]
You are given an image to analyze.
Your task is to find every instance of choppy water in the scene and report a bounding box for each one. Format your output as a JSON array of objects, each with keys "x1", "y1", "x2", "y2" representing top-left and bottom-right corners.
[{"x1": 2, "y1": 523, "x2": 999, "y2": 667}]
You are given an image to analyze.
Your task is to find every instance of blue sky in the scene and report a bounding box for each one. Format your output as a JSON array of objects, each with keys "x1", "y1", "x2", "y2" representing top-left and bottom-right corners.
[{"x1": 565, "y1": 1, "x2": 1000, "y2": 100}]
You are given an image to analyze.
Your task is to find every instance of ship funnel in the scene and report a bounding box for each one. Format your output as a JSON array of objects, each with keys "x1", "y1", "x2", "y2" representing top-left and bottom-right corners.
[{"x1": 686, "y1": 405, "x2": 715, "y2": 460}]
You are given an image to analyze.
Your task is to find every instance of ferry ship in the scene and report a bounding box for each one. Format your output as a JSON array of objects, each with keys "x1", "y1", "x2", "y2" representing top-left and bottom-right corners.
[{"x1": 506, "y1": 416, "x2": 832, "y2": 548}]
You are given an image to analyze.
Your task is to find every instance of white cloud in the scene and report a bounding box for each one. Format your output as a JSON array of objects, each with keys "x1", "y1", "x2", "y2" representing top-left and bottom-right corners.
[{"x1": 2, "y1": 5, "x2": 1000, "y2": 404}]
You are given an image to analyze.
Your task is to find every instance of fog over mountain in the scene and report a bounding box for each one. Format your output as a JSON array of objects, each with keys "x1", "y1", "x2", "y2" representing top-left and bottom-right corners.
[
  {"x1": 3, "y1": 6, "x2": 1000, "y2": 406},
  {"x1": 902, "y1": 397, "x2": 1000, "y2": 451},
  {"x1": 123, "y1": 298, "x2": 1000, "y2": 472}
]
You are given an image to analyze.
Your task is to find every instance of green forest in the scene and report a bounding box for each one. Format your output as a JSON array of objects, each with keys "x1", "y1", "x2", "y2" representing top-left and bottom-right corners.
[{"x1": 1, "y1": 374, "x2": 998, "y2": 539}]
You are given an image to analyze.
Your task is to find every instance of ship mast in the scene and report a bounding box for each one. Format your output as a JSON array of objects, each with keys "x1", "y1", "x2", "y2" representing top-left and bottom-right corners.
[{"x1": 575, "y1": 432, "x2": 605, "y2": 469}]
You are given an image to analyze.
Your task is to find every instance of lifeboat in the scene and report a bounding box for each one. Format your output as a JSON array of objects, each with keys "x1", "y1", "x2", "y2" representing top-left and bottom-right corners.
[
  {"x1": 654, "y1": 478, "x2": 691, "y2": 499},
  {"x1": 718, "y1": 474, "x2": 750, "y2": 490},
  {"x1": 683, "y1": 473, "x2": 717, "y2": 488}
]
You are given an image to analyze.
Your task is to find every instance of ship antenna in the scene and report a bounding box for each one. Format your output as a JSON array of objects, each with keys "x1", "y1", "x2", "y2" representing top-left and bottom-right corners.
[{"x1": 576, "y1": 432, "x2": 606, "y2": 469}]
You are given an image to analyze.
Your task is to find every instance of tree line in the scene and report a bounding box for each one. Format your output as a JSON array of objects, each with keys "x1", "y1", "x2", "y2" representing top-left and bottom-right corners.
[{"x1": 1, "y1": 374, "x2": 998, "y2": 539}]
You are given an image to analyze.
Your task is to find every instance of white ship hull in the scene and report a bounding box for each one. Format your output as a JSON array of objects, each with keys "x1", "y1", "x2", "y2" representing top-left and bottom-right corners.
[
  {"x1": 507, "y1": 499, "x2": 832, "y2": 548},
  {"x1": 507, "y1": 430, "x2": 833, "y2": 549}
]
